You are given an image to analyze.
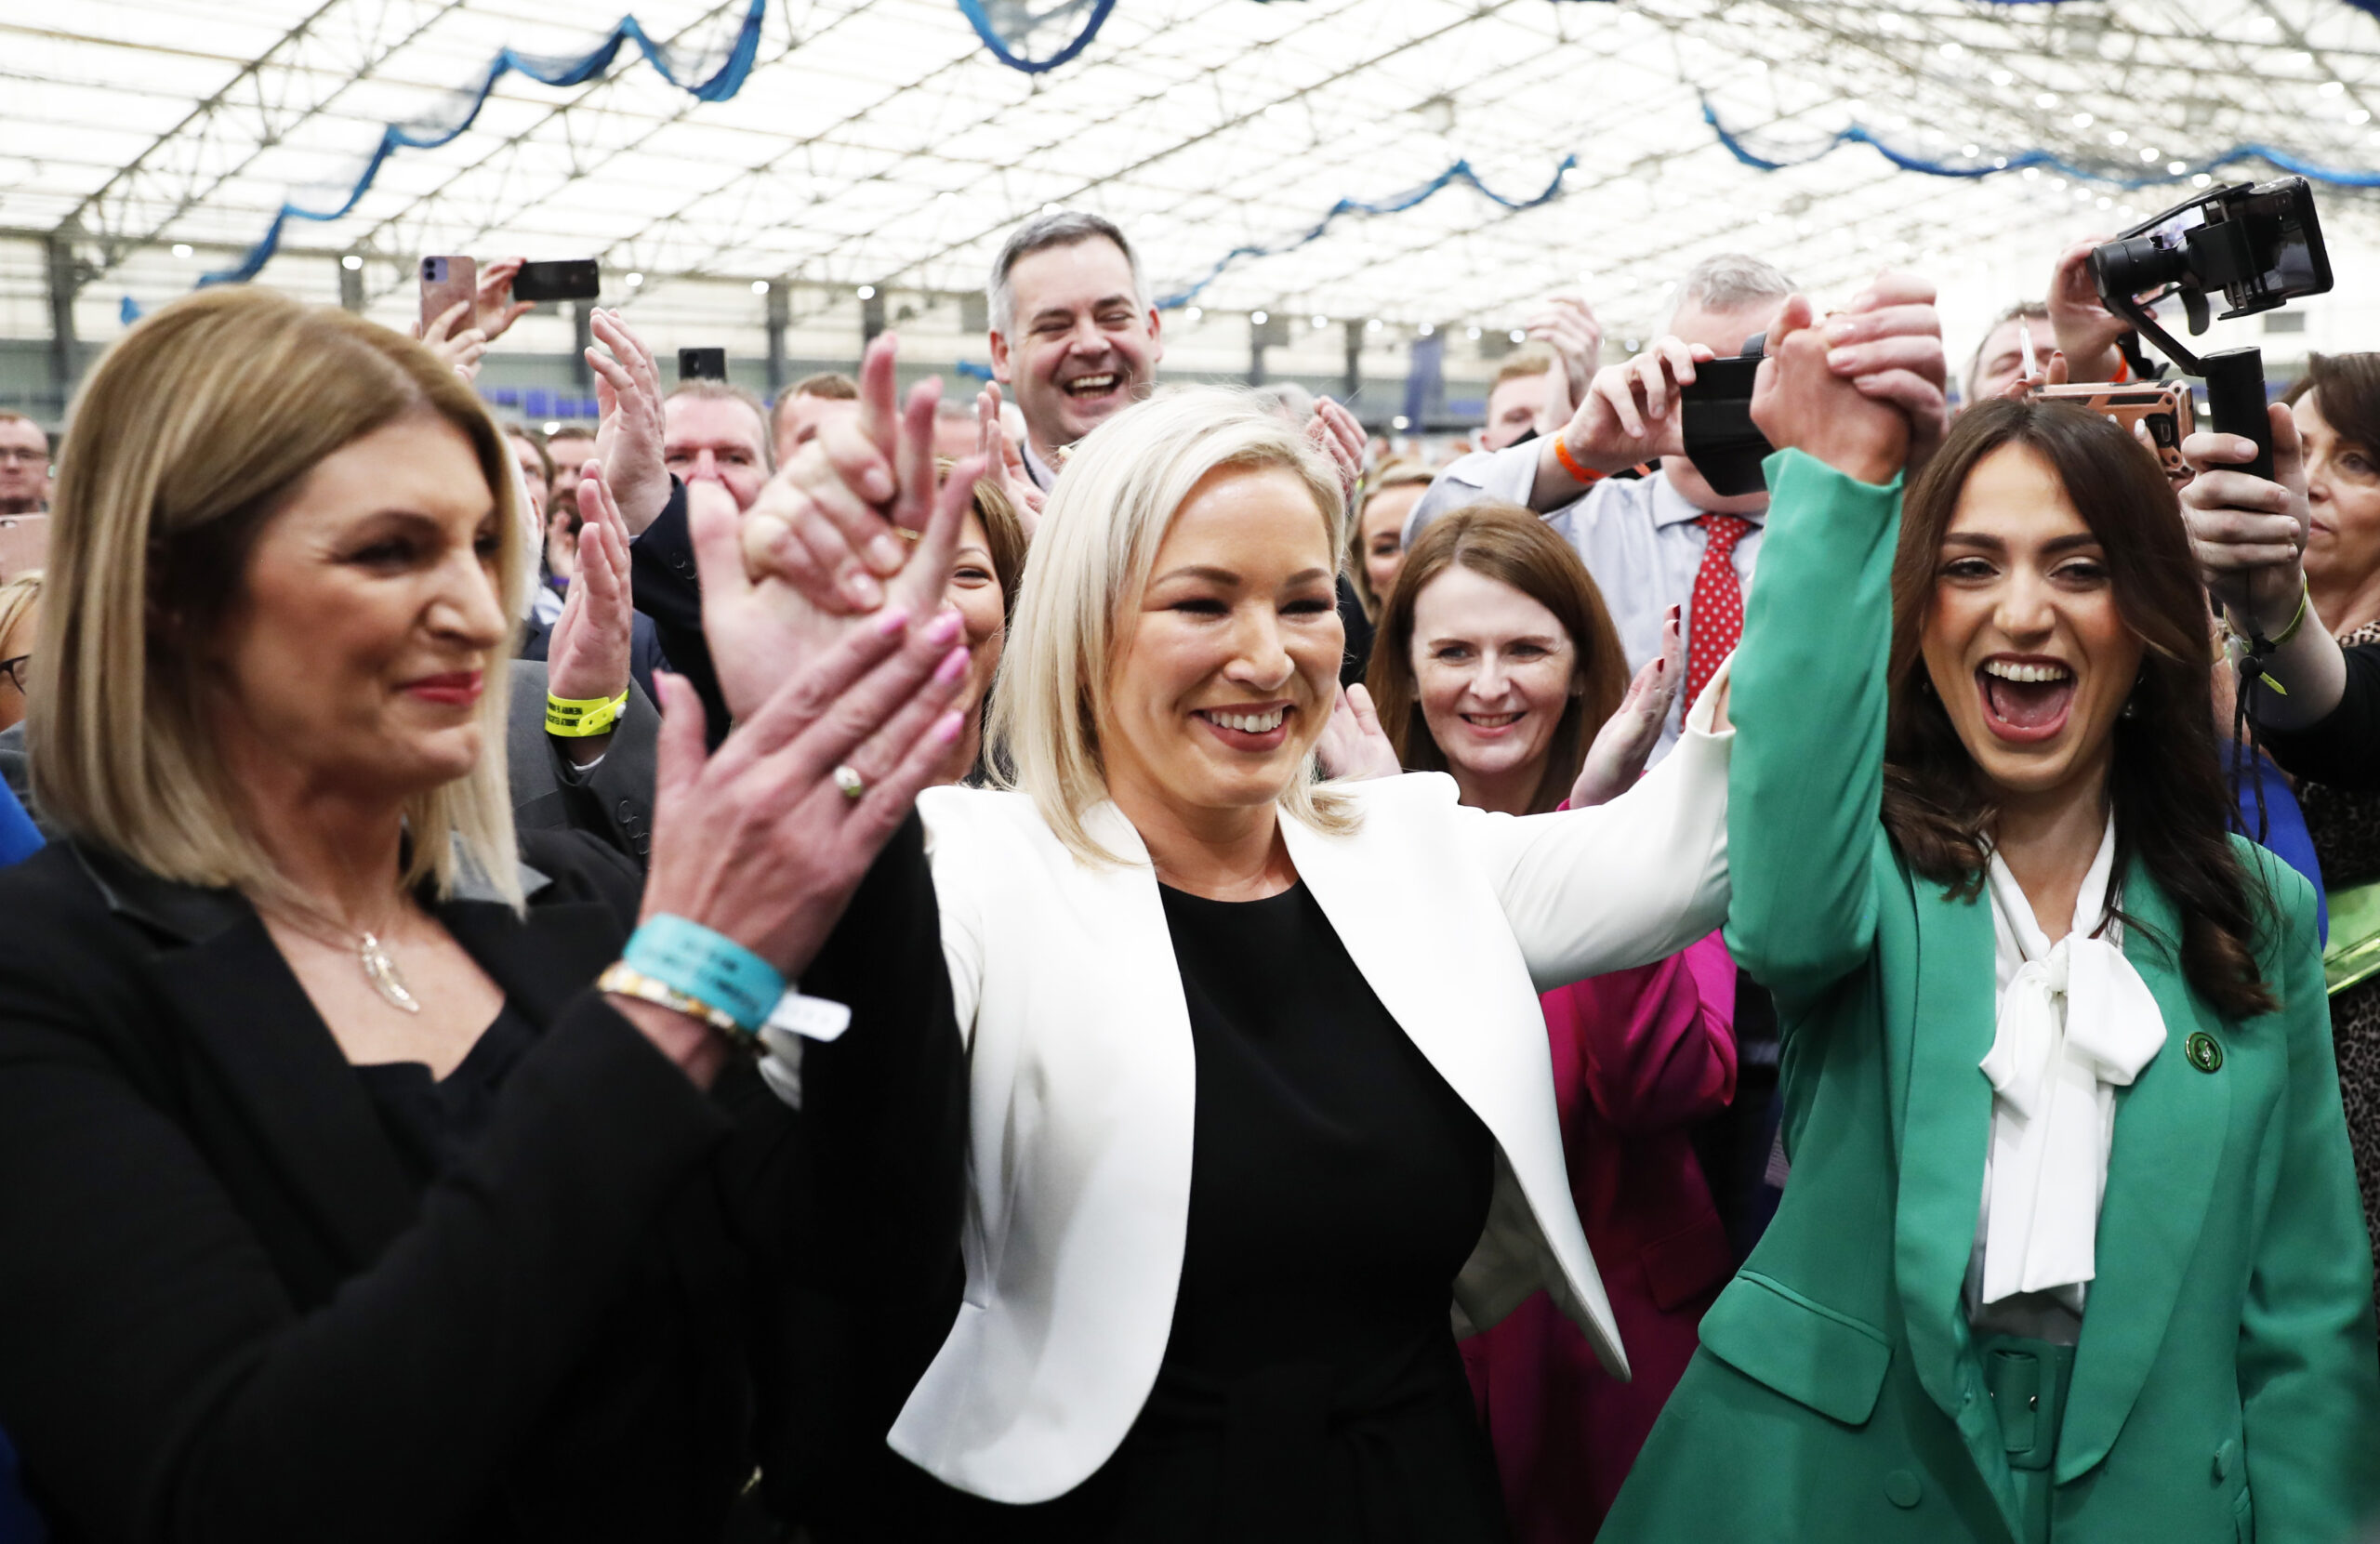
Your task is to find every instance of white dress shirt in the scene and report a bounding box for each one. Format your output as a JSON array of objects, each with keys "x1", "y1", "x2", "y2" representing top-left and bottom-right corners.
[
  {"x1": 1408, "y1": 442, "x2": 1765, "y2": 760},
  {"x1": 1963, "y1": 820, "x2": 2168, "y2": 1342}
]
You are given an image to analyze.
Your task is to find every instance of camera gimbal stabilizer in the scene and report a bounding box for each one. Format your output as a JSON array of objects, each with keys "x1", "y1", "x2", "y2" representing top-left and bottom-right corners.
[{"x1": 2089, "y1": 176, "x2": 2333, "y2": 483}]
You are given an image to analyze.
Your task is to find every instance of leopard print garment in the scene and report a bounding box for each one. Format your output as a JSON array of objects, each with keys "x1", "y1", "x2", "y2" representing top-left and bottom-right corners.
[{"x1": 2289, "y1": 619, "x2": 2380, "y2": 1299}]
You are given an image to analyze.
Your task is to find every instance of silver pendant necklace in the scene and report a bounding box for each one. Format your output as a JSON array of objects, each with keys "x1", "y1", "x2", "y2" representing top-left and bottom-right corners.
[
  {"x1": 264, "y1": 901, "x2": 423, "y2": 1015},
  {"x1": 353, "y1": 931, "x2": 422, "y2": 1014}
]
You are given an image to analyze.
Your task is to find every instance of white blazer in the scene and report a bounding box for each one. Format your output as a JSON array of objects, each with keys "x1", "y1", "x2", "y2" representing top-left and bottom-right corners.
[{"x1": 887, "y1": 698, "x2": 1734, "y2": 1503}]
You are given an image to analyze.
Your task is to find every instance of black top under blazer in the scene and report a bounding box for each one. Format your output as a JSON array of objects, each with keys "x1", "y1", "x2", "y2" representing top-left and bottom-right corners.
[{"x1": 0, "y1": 819, "x2": 964, "y2": 1544}]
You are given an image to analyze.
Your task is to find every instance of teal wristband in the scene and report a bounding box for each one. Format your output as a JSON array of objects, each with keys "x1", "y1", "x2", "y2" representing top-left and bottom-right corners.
[{"x1": 623, "y1": 916, "x2": 786, "y2": 1036}]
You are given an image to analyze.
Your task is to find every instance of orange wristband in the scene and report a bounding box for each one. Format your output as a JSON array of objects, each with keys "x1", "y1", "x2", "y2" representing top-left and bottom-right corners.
[{"x1": 1552, "y1": 432, "x2": 1601, "y2": 486}]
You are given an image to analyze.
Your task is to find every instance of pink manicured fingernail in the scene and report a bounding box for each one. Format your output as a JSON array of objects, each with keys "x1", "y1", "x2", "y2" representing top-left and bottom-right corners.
[
  {"x1": 1827, "y1": 348, "x2": 1857, "y2": 370},
  {"x1": 848, "y1": 574, "x2": 883, "y2": 609},
  {"x1": 868, "y1": 534, "x2": 906, "y2": 574},
  {"x1": 875, "y1": 605, "x2": 912, "y2": 636},
  {"x1": 935, "y1": 644, "x2": 970, "y2": 683},
  {"x1": 927, "y1": 608, "x2": 964, "y2": 646},
  {"x1": 932, "y1": 707, "x2": 968, "y2": 743}
]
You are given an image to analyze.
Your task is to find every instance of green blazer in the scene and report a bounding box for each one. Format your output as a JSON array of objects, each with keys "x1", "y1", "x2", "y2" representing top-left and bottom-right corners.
[{"x1": 1602, "y1": 452, "x2": 2380, "y2": 1543}]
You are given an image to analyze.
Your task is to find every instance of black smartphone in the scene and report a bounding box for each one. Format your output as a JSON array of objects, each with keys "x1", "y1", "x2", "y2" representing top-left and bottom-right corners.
[
  {"x1": 1678, "y1": 350, "x2": 1770, "y2": 498},
  {"x1": 679, "y1": 347, "x2": 727, "y2": 382},
  {"x1": 511, "y1": 258, "x2": 601, "y2": 304}
]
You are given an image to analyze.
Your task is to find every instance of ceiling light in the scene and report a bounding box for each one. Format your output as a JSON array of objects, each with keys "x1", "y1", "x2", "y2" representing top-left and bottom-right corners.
[
  {"x1": 1366, "y1": 318, "x2": 1383, "y2": 332},
  {"x1": 1939, "y1": 41, "x2": 1963, "y2": 59},
  {"x1": 1185, "y1": 305, "x2": 1202, "y2": 322},
  {"x1": 1039, "y1": 202, "x2": 1062, "y2": 216},
  {"x1": 1392, "y1": 415, "x2": 1410, "y2": 430},
  {"x1": 2071, "y1": 112, "x2": 2095, "y2": 128},
  {"x1": 2167, "y1": 160, "x2": 2188, "y2": 175},
  {"x1": 1990, "y1": 69, "x2": 2014, "y2": 86},
  {"x1": 2140, "y1": 147, "x2": 2160, "y2": 162},
  {"x1": 2352, "y1": 109, "x2": 2373, "y2": 125},
  {"x1": 1963, "y1": 143, "x2": 1980, "y2": 157},
  {"x1": 544, "y1": 420, "x2": 562, "y2": 434},
  {"x1": 2023, "y1": 166, "x2": 2042, "y2": 182},
  {"x1": 855, "y1": 284, "x2": 875, "y2": 298},
  {"x1": 2035, "y1": 91, "x2": 2058, "y2": 108},
  {"x1": 2096, "y1": 195, "x2": 2112, "y2": 208},
  {"x1": 626, "y1": 271, "x2": 643, "y2": 286},
  {"x1": 2192, "y1": 173, "x2": 2215, "y2": 188},
  {"x1": 1419, "y1": 322, "x2": 1435, "y2": 337},
  {"x1": 1251, "y1": 310, "x2": 1269, "y2": 324},
  {"x1": 1623, "y1": 338, "x2": 1640, "y2": 352},
  {"x1": 1509, "y1": 328, "x2": 1527, "y2": 343},
  {"x1": 750, "y1": 280, "x2": 769, "y2": 294},
  {"x1": 171, "y1": 243, "x2": 192, "y2": 258},
  {"x1": 2107, "y1": 129, "x2": 2128, "y2": 145},
  {"x1": 1466, "y1": 325, "x2": 1482, "y2": 340},
  {"x1": 341, "y1": 254, "x2": 364, "y2": 271},
  {"x1": 2118, "y1": 205, "x2": 2137, "y2": 218},
  {"x1": 1992, "y1": 156, "x2": 2009, "y2": 169},
  {"x1": 2321, "y1": 80, "x2": 2347, "y2": 98},
  {"x1": 1311, "y1": 314, "x2": 1329, "y2": 329}
]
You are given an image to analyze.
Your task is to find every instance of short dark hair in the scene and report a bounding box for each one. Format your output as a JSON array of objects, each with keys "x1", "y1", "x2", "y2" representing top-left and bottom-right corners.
[
  {"x1": 1884, "y1": 397, "x2": 2275, "y2": 1018},
  {"x1": 502, "y1": 422, "x2": 554, "y2": 490},
  {"x1": 665, "y1": 378, "x2": 774, "y2": 471},
  {"x1": 987, "y1": 211, "x2": 1144, "y2": 337}
]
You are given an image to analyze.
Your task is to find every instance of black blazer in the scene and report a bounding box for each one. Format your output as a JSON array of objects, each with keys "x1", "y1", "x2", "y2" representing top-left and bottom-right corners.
[{"x1": 0, "y1": 820, "x2": 963, "y2": 1544}]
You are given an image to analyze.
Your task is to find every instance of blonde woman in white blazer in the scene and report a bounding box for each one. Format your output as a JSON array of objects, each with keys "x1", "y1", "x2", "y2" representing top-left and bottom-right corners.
[{"x1": 724, "y1": 341, "x2": 1731, "y2": 1541}]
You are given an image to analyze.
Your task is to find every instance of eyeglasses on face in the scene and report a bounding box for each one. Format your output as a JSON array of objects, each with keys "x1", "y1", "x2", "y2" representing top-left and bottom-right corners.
[{"x1": 0, "y1": 655, "x2": 27, "y2": 693}]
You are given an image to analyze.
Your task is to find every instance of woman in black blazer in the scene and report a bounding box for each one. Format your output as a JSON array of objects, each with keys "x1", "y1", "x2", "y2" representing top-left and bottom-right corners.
[{"x1": 0, "y1": 286, "x2": 973, "y2": 1542}]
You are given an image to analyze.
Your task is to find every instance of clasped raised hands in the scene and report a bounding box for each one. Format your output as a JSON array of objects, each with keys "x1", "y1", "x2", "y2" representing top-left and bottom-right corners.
[{"x1": 1749, "y1": 271, "x2": 1946, "y2": 487}]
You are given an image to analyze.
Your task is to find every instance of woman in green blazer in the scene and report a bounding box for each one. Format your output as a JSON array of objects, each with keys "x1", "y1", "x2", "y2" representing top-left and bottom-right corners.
[{"x1": 1603, "y1": 298, "x2": 2380, "y2": 1543}]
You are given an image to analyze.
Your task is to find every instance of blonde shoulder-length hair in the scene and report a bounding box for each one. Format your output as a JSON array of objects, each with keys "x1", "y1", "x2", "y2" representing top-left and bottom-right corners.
[
  {"x1": 990, "y1": 387, "x2": 1357, "y2": 865},
  {"x1": 31, "y1": 284, "x2": 527, "y2": 908}
]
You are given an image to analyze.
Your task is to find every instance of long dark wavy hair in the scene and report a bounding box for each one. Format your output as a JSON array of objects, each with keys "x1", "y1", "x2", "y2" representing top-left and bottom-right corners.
[{"x1": 1884, "y1": 397, "x2": 2275, "y2": 1018}]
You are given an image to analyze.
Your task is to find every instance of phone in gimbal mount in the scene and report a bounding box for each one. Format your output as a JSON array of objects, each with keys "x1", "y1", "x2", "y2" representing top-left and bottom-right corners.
[{"x1": 2089, "y1": 176, "x2": 2333, "y2": 482}]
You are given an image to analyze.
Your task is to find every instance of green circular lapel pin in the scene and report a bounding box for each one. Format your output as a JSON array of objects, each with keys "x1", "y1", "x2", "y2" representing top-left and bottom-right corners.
[{"x1": 2185, "y1": 1031, "x2": 2224, "y2": 1075}]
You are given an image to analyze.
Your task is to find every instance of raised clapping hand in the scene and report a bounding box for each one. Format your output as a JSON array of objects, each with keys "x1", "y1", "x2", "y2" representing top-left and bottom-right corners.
[
  {"x1": 974, "y1": 382, "x2": 1046, "y2": 537},
  {"x1": 586, "y1": 308, "x2": 672, "y2": 534},
  {"x1": 1309, "y1": 397, "x2": 1367, "y2": 508},
  {"x1": 707, "y1": 340, "x2": 988, "y2": 724},
  {"x1": 1527, "y1": 295, "x2": 1604, "y2": 406},
  {"x1": 473, "y1": 257, "x2": 538, "y2": 347},
  {"x1": 623, "y1": 606, "x2": 972, "y2": 1087},
  {"x1": 1315, "y1": 683, "x2": 1403, "y2": 782},
  {"x1": 1571, "y1": 605, "x2": 1683, "y2": 808},
  {"x1": 545, "y1": 460, "x2": 637, "y2": 760}
]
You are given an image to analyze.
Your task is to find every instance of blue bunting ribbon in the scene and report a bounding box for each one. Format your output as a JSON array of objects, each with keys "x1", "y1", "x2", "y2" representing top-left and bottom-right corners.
[
  {"x1": 1703, "y1": 98, "x2": 2380, "y2": 191},
  {"x1": 199, "y1": 0, "x2": 768, "y2": 288},
  {"x1": 1155, "y1": 153, "x2": 1577, "y2": 310},
  {"x1": 956, "y1": 0, "x2": 1118, "y2": 73}
]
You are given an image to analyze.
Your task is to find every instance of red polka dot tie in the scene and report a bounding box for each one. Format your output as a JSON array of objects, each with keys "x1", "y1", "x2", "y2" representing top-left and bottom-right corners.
[{"x1": 1686, "y1": 514, "x2": 1753, "y2": 711}]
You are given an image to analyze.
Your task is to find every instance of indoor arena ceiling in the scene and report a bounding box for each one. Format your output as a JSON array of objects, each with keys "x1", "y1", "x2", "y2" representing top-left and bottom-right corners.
[{"x1": 5, "y1": 0, "x2": 2379, "y2": 336}]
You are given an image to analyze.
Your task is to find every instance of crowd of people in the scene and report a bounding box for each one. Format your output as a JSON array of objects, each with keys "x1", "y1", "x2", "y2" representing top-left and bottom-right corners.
[{"x1": 0, "y1": 196, "x2": 2375, "y2": 1544}]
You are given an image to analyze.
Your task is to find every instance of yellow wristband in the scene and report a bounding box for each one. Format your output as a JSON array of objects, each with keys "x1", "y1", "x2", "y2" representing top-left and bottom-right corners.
[{"x1": 547, "y1": 689, "x2": 628, "y2": 737}]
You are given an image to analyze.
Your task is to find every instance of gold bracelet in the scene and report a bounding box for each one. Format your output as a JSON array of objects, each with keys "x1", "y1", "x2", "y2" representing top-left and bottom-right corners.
[
  {"x1": 598, "y1": 961, "x2": 756, "y2": 1049},
  {"x1": 547, "y1": 689, "x2": 628, "y2": 737}
]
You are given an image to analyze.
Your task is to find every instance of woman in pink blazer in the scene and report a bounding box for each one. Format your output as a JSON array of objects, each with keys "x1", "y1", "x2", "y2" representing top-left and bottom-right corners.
[{"x1": 1361, "y1": 502, "x2": 1736, "y2": 1537}]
